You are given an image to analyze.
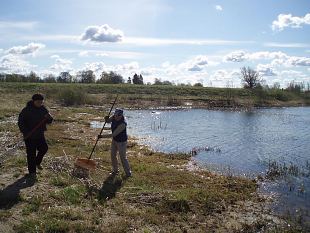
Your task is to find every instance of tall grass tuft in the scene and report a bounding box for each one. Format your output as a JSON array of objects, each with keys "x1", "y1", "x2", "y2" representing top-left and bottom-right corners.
[{"x1": 57, "y1": 87, "x2": 89, "y2": 106}]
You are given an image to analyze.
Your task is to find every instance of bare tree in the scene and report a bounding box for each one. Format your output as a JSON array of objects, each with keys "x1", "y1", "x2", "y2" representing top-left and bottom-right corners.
[
  {"x1": 286, "y1": 81, "x2": 304, "y2": 93},
  {"x1": 273, "y1": 82, "x2": 281, "y2": 89},
  {"x1": 240, "y1": 66, "x2": 261, "y2": 89}
]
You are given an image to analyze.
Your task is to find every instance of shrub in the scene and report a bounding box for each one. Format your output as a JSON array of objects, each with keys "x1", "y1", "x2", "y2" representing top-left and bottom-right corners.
[
  {"x1": 57, "y1": 87, "x2": 89, "y2": 106},
  {"x1": 275, "y1": 91, "x2": 289, "y2": 101}
]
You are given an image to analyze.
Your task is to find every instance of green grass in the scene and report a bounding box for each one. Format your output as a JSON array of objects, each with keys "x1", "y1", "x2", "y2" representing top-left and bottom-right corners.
[
  {"x1": 50, "y1": 185, "x2": 86, "y2": 205},
  {"x1": 14, "y1": 219, "x2": 41, "y2": 233},
  {"x1": 1, "y1": 82, "x2": 308, "y2": 111},
  {"x1": 49, "y1": 174, "x2": 72, "y2": 187},
  {"x1": 6, "y1": 156, "x2": 27, "y2": 168},
  {"x1": 22, "y1": 195, "x2": 43, "y2": 215}
]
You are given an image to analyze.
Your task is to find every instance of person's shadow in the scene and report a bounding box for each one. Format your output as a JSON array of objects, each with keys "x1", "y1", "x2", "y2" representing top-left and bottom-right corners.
[
  {"x1": 98, "y1": 174, "x2": 125, "y2": 201},
  {"x1": 0, "y1": 175, "x2": 36, "y2": 209}
]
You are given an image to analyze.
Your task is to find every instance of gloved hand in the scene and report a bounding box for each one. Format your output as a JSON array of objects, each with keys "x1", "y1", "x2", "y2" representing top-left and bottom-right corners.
[
  {"x1": 44, "y1": 113, "x2": 53, "y2": 121},
  {"x1": 104, "y1": 116, "x2": 109, "y2": 122}
]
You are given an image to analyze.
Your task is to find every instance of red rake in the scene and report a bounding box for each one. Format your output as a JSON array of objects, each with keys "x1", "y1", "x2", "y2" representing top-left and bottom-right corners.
[{"x1": 74, "y1": 95, "x2": 118, "y2": 171}]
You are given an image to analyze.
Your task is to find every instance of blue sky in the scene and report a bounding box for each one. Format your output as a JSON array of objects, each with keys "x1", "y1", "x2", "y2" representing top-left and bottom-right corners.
[{"x1": 0, "y1": 0, "x2": 309, "y2": 87}]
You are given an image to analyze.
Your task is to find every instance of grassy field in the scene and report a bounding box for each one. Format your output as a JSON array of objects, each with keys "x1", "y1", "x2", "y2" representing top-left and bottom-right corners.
[
  {"x1": 0, "y1": 82, "x2": 309, "y2": 113},
  {"x1": 0, "y1": 83, "x2": 307, "y2": 232}
]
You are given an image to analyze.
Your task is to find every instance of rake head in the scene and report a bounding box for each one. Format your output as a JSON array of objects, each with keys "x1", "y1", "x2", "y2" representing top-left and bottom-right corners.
[{"x1": 74, "y1": 158, "x2": 96, "y2": 170}]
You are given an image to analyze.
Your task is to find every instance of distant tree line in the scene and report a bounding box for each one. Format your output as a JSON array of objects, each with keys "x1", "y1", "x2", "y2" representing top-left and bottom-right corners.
[
  {"x1": 0, "y1": 71, "x2": 144, "y2": 85},
  {"x1": 1, "y1": 67, "x2": 308, "y2": 93},
  {"x1": 0, "y1": 70, "x2": 204, "y2": 87},
  {"x1": 240, "y1": 66, "x2": 309, "y2": 93}
]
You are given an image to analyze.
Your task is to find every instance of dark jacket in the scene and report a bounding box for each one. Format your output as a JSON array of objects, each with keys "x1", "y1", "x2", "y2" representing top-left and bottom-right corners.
[
  {"x1": 18, "y1": 101, "x2": 53, "y2": 139},
  {"x1": 111, "y1": 117, "x2": 127, "y2": 142}
]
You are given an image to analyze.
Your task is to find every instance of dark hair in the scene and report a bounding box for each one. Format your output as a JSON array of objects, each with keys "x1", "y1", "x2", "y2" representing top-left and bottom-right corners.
[
  {"x1": 114, "y1": 108, "x2": 124, "y2": 116},
  {"x1": 32, "y1": 93, "x2": 44, "y2": 101}
]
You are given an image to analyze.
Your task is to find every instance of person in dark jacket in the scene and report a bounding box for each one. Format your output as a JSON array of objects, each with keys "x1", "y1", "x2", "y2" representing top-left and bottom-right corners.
[
  {"x1": 98, "y1": 108, "x2": 131, "y2": 177},
  {"x1": 18, "y1": 94, "x2": 53, "y2": 177}
]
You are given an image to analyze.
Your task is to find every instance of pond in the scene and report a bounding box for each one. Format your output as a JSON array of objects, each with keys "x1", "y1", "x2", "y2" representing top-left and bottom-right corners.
[{"x1": 92, "y1": 107, "x2": 310, "y2": 224}]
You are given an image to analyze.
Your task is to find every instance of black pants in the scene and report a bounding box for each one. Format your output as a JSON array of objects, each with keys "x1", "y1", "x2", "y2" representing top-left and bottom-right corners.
[{"x1": 25, "y1": 137, "x2": 48, "y2": 174}]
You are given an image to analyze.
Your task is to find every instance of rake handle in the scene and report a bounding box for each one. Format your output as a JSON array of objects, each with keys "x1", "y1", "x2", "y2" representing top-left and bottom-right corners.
[
  {"x1": 88, "y1": 95, "x2": 118, "y2": 160},
  {"x1": 24, "y1": 118, "x2": 47, "y2": 140},
  {"x1": 7, "y1": 116, "x2": 48, "y2": 149}
]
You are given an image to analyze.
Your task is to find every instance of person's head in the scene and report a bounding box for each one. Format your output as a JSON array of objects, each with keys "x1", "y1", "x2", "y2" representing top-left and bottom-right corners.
[
  {"x1": 113, "y1": 108, "x2": 124, "y2": 121},
  {"x1": 32, "y1": 93, "x2": 44, "y2": 108}
]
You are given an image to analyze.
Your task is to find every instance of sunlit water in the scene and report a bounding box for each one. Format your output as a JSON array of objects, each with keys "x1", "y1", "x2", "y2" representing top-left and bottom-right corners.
[{"x1": 91, "y1": 107, "x2": 310, "y2": 222}]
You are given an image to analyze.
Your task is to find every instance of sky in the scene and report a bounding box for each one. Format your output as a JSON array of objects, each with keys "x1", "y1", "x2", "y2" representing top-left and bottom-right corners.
[{"x1": 0, "y1": 0, "x2": 310, "y2": 87}]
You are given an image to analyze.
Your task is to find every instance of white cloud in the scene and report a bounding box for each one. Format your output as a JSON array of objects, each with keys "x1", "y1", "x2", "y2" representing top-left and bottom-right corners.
[
  {"x1": 80, "y1": 24, "x2": 124, "y2": 43},
  {"x1": 50, "y1": 55, "x2": 60, "y2": 59},
  {"x1": 215, "y1": 5, "x2": 223, "y2": 11},
  {"x1": 279, "y1": 70, "x2": 308, "y2": 86},
  {"x1": 40, "y1": 49, "x2": 309, "y2": 87},
  {"x1": 162, "y1": 55, "x2": 212, "y2": 73},
  {"x1": 208, "y1": 69, "x2": 241, "y2": 87},
  {"x1": 280, "y1": 70, "x2": 305, "y2": 78},
  {"x1": 96, "y1": 53, "x2": 108, "y2": 57},
  {"x1": 257, "y1": 64, "x2": 277, "y2": 76},
  {"x1": 211, "y1": 70, "x2": 229, "y2": 80},
  {"x1": 193, "y1": 55, "x2": 209, "y2": 66},
  {"x1": 161, "y1": 61, "x2": 171, "y2": 68},
  {"x1": 6, "y1": 43, "x2": 45, "y2": 55},
  {"x1": 249, "y1": 51, "x2": 288, "y2": 60},
  {"x1": 82, "y1": 61, "x2": 140, "y2": 78},
  {"x1": 78, "y1": 51, "x2": 89, "y2": 57},
  {"x1": 186, "y1": 55, "x2": 209, "y2": 71},
  {"x1": 272, "y1": 13, "x2": 310, "y2": 31},
  {"x1": 84, "y1": 62, "x2": 107, "y2": 73},
  {"x1": 50, "y1": 55, "x2": 73, "y2": 71},
  {"x1": 223, "y1": 50, "x2": 310, "y2": 68},
  {"x1": 0, "y1": 21, "x2": 38, "y2": 30},
  {"x1": 287, "y1": 56, "x2": 310, "y2": 66},
  {"x1": 188, "y1": 65, "x2": 203, "y2": 72},
  {"x1": 140, "y1": 67, "x2": 158, "y2": 76},
  {"x1": 270, "y1": 55, "x2": 310, "y2": 67},
  {"x1": 224, "y1": 50, "x2": 247, "y2": 62},
  {"x1": 0, "y1": 54, "x2": 36, "y2": 73},
  {"x1": 117, "y1": 62, "x2": 140, "y2": 71}
]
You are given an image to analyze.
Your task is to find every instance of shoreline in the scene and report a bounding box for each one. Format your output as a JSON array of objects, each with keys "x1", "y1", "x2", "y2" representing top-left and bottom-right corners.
[{"x1": 88, "y1": 101, "x2": 310, "y2": 113}]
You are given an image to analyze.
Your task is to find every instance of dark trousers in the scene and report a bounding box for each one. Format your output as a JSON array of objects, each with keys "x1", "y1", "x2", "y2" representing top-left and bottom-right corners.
[{"x1": 25, "y1": 137, "x2": 48, "y2": 174}]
